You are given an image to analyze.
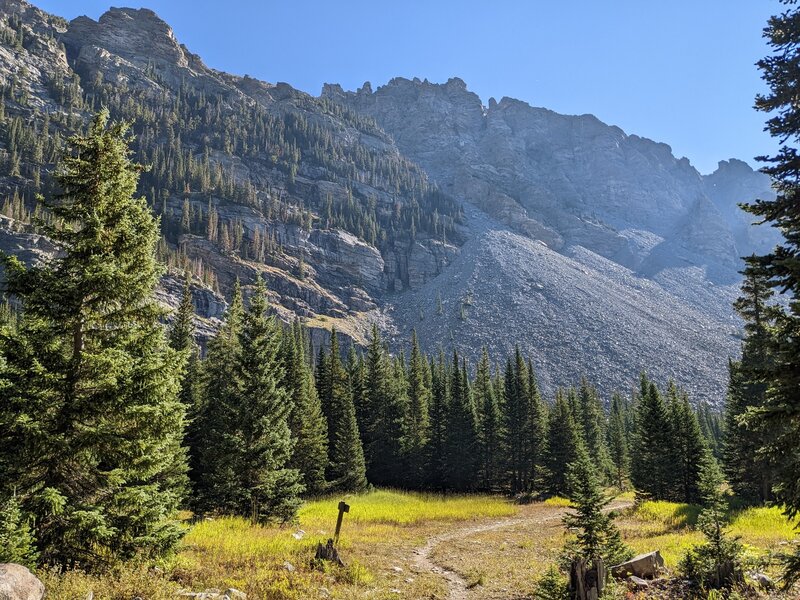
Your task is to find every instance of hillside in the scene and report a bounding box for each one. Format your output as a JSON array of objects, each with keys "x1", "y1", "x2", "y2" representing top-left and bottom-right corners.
[{"x1": 0, "y1": 0, "x2": 778, "y2": 402}]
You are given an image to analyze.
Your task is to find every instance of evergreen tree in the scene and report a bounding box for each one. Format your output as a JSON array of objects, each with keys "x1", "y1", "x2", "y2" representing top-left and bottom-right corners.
[
  {"x1": 679, "y1": 460, "x2": 742, "y2": 590},
  {"x1": 0, "y1": 110, "x2": 187, "y2": 566},
  {"x1": 169, "y1": 272, "x2": 195, "y2": 353},
  {"x1": 630, "y1": 375, "x2": 675, "y2": 501},
  {"x1": 364, "y1": 326, "x2": 407, "y2": 486},
  {"x1": 743, "y1": 3, "x2": 800, "y2": 558},
  {"x1": 0, "y1": 496, "x2": 38, "y2": 569},
  {"x1": 563, "y1": 448, "x2": 630, "y2": 565},
  {"x1": 427, "y1": 353, "x2": 449, "y2": 489},
  {"x1": 527, "y1": 360, "x2": 548, "y2": 494},
  {"x1": 667, "y1": 383, "x2": 708, "y2": 504},
  {"x1": 545, "y1": 391, "x2": 584, "y2": 496},
  {"x1": 724, "y1": 259, "x2": 777, "y2": 504},
  {"x1": 234, "y1": 277, "x2": 302, "y2": 522},
  {"x1": 192, "y1": 281, "x2": 244, "y2": 511},
  {"x1": 606, "y1": 393, "x2": 630, "y2": 489},
  {"x1": 475, "y1": 348, "x2": 503, "y2": 491},
  {"x1": 405, "y1": 331, "x2": 431, "y2": 486},
  {"x1": 577, "y1": 379, "x2": 614, "y2": 484},
  {"x1": 325, "y1": 330, "x2": 367, "y2": 491},
  {"x1": 443, "y1": 351, "x2": 478, "y2": 490},
  {"x1": 503, "y1": 349, "x2": 531, "y2": 493},
  {"x1": 284, "y1": 322, "x2": 328, "y2": 495}
]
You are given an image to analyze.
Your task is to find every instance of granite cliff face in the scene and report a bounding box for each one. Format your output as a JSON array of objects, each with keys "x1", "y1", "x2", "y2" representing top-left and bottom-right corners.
[{"x1": 0, "y1": 2, "x2": 779, "y2": 403}]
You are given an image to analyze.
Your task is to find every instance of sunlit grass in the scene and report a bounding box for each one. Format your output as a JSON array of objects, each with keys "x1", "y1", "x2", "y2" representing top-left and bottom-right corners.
[
  {"x1": 618, "y1": 500, "x2": 798, "y2": 569},
  {"x1": 44, "y1": 489, "x2": 516, "y2": 599},
  {"x1": 543, "y1": 496, "x2": 573, "y2": 507},
  {"x1": 299, "y1": 488, "x2": 515, "y2": 527}
]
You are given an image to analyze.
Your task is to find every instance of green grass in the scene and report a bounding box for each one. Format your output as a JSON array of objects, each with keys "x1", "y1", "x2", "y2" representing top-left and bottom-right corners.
[
  {"x1": 619, "y1": 500, "x2": 799, "y2": 569},
  {"x1": 298, "y1": 489, "x2": 516, "y2": 526}
]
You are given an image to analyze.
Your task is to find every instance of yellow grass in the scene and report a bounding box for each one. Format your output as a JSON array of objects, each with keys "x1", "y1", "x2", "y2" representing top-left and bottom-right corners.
[
  {"x1": 618, "y1": 500, "x2": 798, "y2": 569},
  {"x1": 42, "y1": 489, "x2": 516, "y2": 600}
]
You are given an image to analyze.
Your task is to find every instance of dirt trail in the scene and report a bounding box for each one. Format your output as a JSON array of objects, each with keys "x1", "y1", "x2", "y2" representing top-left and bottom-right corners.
[{"x1": 411, "y1": 501, "x2": 631, "y2": 600}]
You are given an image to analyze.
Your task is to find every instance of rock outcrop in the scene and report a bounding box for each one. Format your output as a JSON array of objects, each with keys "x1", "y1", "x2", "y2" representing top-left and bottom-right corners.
[
  {"x1": 0, "y1": 1, "x2": 776, "y2": 402},
  {"x1": 0, "y1": 563, "x2": 45, "y2": 600}
]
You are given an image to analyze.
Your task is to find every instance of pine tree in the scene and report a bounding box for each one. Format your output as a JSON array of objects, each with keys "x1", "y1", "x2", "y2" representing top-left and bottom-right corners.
[
  {"x1": 169, "y1": 272, "x2": 195, "y2": 353},
  {"x1": 363, "y1": 326, "x2": 407, "y2": 486},
  {"x1": 405, "y1": 331, "x2": 431, "y2": 486},
  {"x1": 443, "y1": 351, "x2": 478, "y2": 491},
  {"x1": 475, "y1": 348, "x2": 502, "y2": 491},
  {"x1": 630, "y1": 375, "x2": 676, "y2": 501},
  {"x1": 283, "y1": 322, "x2": 328, "y2": 495},
  {"x1": 743, "y1": 3, "x2": 800, "y2": 556},
  {"x1": 724, "y1": 259, "x2": 777, "y2": 504},
  {"x1": 667, "y1": 383, "x2": 708, "y2": 504},
  {"x1": 527, "y1": 361, "x2": 548, "y2": 494},
  {"x1": 577, "y1": 379, "x2": 614, "y2": 484},
  {"x1": 679, "y1": 460, "x2": 742, "y2": 590},
  {"x1": 192, "y1": 281, "x2": 244, "y2": 512},
  {"x1": 606, "y1": 393, "x2": 630, "y2": 489},
  {"x1": 427, "y1": 353, "x2": 449, "y2": 489},
  {"x1": 562, "y1": 448, "x2": 630, "y2": 564},
  {"x1": 0, "y1": 110, "x2": 188, "y2": 566},
  {"x1": 325, "y1": 330, "x2": 367, "y2": 491},
  {"x1": 503, "y1": 350, "x2": 530, "y2": 493},
  {"x1": 235, "y1": 277, "x2": 303, "y2": 522},
  {"x1": 545, "y1": 391, "x2": 584, "y2": 497}
]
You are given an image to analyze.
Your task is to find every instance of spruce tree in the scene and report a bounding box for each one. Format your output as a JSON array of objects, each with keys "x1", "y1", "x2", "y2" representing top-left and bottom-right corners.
[
  {"x1": 563, "y1": 448, "x2": 630, "y2": 565},
  {"x1": 0, "y1": 110, "x2": 187, "y2": 566},
  {"x1": 427, "y1": 353, "x2": 449, "y2": 489},
  {"x1": 443, "y1": 351, "x2": 478, "y2": 490},
  {"x1": 743, "y1": 2, "x2": 800, "y2": 549},
  {"x1": 475, "y1": 348, "x2": 502, "y2": 491},
  {"x1": 192, "y1": 281, "x2": 244, "y2": 512},
  {"x1": 527, "y1": 359, "x2": 549, "y2": 494},
  {"x1": 545, "y1": 391, "x2": 585, "y2": 497},
  {"x1": 405, "y1": 331, "x2": 431, "y2": 486},
  {"x1": 724, "y1": 259, "x2": 777, "y2": 504},
  {"x1": 630, "y1": 375, "x2": 676, "y2": 501},
  {"x1": 667, "y1": 383, "x2": 708, "y2": 504},
  {"x1": 606, "y1": 393, "x2": 630, "y2": 489},
  {"x1": 364, "y1": 326, "x2": 407, "y2": 486},
  {"x1": 283, "y1": 322, "x2": 328, "y2": 495},
  {"x1": 577, "y1": 379, "x2": 614, "y2": 484},
  {"x1": 234, "y1": 277, "x2": 303, "y2": 522},
  {"x1": 325, "y1": 330, "x2": 367, "y2": 491},
  {"x1": 503, "y1": 349, "x2": 531, "y2": 493}
]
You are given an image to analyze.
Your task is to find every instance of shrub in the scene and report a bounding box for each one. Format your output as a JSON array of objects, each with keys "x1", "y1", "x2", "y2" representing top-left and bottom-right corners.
[{"x1": 0, "y1": 496, "x2": 39, "y2": 568}]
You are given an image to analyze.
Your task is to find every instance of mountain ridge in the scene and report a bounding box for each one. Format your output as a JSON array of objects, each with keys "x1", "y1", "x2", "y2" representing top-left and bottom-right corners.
[{"x1": 0, "y1": 0, "x2": 779, "y2": 403}]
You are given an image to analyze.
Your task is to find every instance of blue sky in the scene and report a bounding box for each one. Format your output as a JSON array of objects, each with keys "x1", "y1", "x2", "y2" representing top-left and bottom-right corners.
[{"x1": 36, "y1": 0, "x2": 779, "y2": 174}]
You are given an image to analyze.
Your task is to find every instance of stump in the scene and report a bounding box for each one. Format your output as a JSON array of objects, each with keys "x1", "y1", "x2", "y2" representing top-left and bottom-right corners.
[
  {"x1": 569, "y1": 558, "x2": 605, "y2": 600},
  {"x1": 314, "y1": 538, "x2": 344, "y2": 568}
]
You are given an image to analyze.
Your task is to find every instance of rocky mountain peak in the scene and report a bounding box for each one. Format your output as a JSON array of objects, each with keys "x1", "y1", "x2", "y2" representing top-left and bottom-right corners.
[{"x1": 64, "y1": 6, "x2": 201, "y2": 79}]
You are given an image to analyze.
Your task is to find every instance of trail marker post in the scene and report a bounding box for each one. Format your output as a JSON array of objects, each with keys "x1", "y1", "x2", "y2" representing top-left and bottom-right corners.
[{"x1": 334, "y1": 500, "x2": 350, "y2": 546}]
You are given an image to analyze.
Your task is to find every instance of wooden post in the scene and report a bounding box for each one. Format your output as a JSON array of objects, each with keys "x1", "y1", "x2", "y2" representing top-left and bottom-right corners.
[
  {"x1": 570, "y1": 558, "x2": 605, "y2": 600},
  {"x1": 334, "y1": 501, "x2": 350, "y2": 546}
]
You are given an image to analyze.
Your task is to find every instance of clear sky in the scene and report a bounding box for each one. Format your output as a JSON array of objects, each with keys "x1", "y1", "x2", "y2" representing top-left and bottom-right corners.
[{"x1": 35, "y1": 0, "x2": 780, "y2": 174}]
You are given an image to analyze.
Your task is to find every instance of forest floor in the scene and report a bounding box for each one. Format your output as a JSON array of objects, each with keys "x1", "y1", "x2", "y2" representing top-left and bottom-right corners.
[{"x1": 40, "y1": 490, "x2": 799, "y2": 600}]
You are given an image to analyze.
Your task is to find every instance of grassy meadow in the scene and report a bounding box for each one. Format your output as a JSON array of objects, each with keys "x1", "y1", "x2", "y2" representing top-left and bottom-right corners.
[
  {"x1": 41, "y1": 490, "x2": 517, "y2": 599},
  {"x1": 39, "y1": 490, "x2": 799, "y2": 599}
]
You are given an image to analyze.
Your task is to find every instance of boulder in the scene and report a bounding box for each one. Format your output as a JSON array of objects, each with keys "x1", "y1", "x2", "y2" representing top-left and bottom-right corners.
[
  {"x1": 0, "y1": 564, "x2": 45, "y2": 600},
  {"x1": 751, "y1": 572, "x2": 774, "y2": 590},
  {"x1": 627, "y1": 575, "x2": 650, "y2": 590},
  {"x1": 610, "y1": 551, "x2": 664, "y2": 579}
]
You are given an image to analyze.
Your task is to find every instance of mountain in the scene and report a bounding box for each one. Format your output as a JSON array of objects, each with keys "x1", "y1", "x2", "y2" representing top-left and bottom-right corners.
[{"x1": 0, "y1": 1, "x2": 778, "y2": 403}]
